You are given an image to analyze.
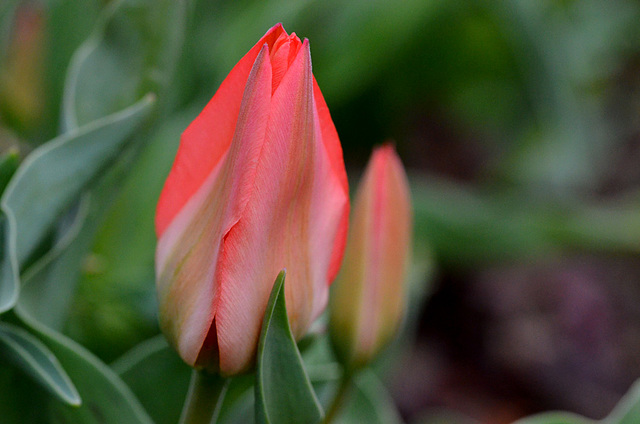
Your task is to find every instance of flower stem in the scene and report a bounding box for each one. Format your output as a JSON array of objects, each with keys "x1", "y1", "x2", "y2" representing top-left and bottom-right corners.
[
  {"x1": 179, "y1": 369, "x2": 228, "y2": 424},
  {"x1": 322, "y1": 372, "x2": 353, "y2": 424}
]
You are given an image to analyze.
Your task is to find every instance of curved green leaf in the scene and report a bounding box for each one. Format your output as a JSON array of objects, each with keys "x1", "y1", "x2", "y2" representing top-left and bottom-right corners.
[
  {"x1": 0, "y1": 322, "x2": 80, "y2": 406},
  {"x1": 62, "y1": 0, "x2": 188, "y2": 130},
  {"x1": 15, "y1": 306, "x2": 153, "y2": 424},
  {"x1": 18, "y1": 194, "x2": 91, "y2": 329},
  {"x1": 256, "y1": 270, "x2": 324, "y2": 424},
  {"x1": 41, "y1": 0, "x2": 102, "y2": 140},
  {"x1": 0, "y1": 212, "x2": 16, "y2": 313},
  {"x1": 0, "y1": 94, "x2": 154, "y2": 314},
  {"x1": 605, "y1": 380, "x2": 640, "y2": 424}
]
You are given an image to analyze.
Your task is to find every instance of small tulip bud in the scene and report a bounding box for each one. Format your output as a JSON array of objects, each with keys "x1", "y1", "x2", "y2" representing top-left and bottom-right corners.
[{"x1": 329, "y1": 145, "x2": 412, "y2": 370}]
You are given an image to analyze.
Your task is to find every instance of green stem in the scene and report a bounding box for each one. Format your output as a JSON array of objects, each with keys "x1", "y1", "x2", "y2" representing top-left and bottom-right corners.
[
  {"x1": 323, "y1": 373, "x2": 353, "y2": 424},
  {"x1": 179, "y1": 369, "x2": 228, "y2": 424}
]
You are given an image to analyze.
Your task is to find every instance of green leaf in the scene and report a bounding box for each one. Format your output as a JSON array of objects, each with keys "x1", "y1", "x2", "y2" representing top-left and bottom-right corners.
[
  {"x1": 334, "y1": 370, "x2": 402, "y2": 424},
  {"x1": 255, "y1": 270, "x2": 324, "y2": 424},
  {"x1": 14, "y1": 306, "x2": 154, "y2": 424},
  {"x1": 0, "y1": 322, "x2": 80, "y2": 406},
  {"x1": 0, "y1": 94, "x2": 154, "y2": 314},
  {"x1": 512, "y1": 412, "x2": 595, "y2": 424},
  {"x1": 40, "y1": 0, "x2": 102, "y2": 140},
  {"x1": 512, "y1": 379, "x2": 640, "y2": 424},
  {"x1": 18, "y1": 194, "x2": 91, "y2": 330},
  {"x1": 113, "y1": 335, "x2": 191, "y2": 424},
  {"x1": 0, "y1": 212, "x2": 17, "y2": 313},
  {"x1": 62, "y1": 0, "x2": 188, "y2": 130},
  {"x1": 605, "y1": 380, "x2": 640, "y2": 424}
]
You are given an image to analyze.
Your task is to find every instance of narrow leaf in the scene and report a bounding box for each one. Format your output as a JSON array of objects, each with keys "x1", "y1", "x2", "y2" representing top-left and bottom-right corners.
[
  {"x1": 41, "y1": 0, "x2": 101, "y2": 139},
  {"x1": 0, "y1": 94, "x2": 154, "y2": 314},
  {"x1": 14, "y1": 307, "x2": 153, "y2": 424},
  {"x1": 0, "y1": 322, "x2": 80, "y2": 406},
  {"x1": 255, "y1": 270, "x2": 324, "y2": 424},
  {"x1": 0, "y1": 212, "x2": 17, "y2": 313},
  {"x1": 18, "y1": 194, "x2": 91, "y2": 329}
]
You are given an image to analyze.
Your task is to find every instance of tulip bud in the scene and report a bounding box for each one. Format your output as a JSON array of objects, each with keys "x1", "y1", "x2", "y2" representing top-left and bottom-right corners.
[
  {"x1": 329, "y1": 145, "x2": 412, "y2": 370},
  {"x1": 155, "y1": 24, "x2": 349, "y2": 376}
]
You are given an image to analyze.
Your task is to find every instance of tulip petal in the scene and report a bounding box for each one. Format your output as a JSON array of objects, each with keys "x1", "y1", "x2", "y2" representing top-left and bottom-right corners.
[
  {"x1": 215, "y1": 41, "x2": 348, "y2": 375},
  {"x1": 155, "y1": 24, "x2": 286, "y2": 237},
  {"x1": 313, "y1": 80, "x2": 349, "y2": 283},
  {"x1": 155, "y1": 45, "x2": 273, "y2": 367}
]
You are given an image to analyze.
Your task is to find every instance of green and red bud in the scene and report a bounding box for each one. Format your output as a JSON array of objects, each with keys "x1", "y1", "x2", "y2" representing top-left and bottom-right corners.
[{"x1": 329, "y1": 145, "x2": 412, "y2": 370}]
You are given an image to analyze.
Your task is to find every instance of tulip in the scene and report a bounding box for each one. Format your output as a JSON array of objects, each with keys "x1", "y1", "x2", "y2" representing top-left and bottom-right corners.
[
  {"x1": 155, "y1": 24, "x2": 349, "y2": 376},
  {"x1": 329, "y1": 145, "x2": 412, "y2": 370}
]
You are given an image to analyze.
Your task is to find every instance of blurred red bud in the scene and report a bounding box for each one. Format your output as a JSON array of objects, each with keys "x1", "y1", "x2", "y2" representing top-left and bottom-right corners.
[{"x1": 330, "y1": 144, "x2": 412, "y2": 370}]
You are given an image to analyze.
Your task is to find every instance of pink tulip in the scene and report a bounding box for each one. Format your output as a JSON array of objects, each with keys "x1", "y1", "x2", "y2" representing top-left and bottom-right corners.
[
  {"x1": 329, "y1": 145, "x2": 412, "y2": 369},
  {"x1": 155, "y1": 24, "x2": 349, "y2": 376}
]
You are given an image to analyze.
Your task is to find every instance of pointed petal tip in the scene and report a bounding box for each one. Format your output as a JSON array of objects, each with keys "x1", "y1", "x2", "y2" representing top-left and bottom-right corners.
[
  {"x1": 373, "y1": 142, "x2": 397, "y2": 158},
  {"x1": 268, "y1": 22, "x2": 287, "y2": 36},
  {"x1": 371, "y1": 143, "x2": 407, "y2": 177}
]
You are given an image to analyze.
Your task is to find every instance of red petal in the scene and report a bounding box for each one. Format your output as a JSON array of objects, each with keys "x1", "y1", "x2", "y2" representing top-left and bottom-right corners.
[
  {"x1": 155, "y1": 24, "x2": 286, "y2": 237},
  {"x1": 313, "y1": 79, "x2": 349, "y2": 283}
]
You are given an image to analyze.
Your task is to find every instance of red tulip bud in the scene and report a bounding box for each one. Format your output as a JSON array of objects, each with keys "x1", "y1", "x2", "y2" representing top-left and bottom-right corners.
[{"x1": 155, "y1": 24, "x2": 349, "y2": 376}]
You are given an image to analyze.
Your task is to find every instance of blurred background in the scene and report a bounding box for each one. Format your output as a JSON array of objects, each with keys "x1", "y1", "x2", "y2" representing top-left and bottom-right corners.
[{"x1": 3, "y1": 0, "x2": 640, "y2": 422}]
